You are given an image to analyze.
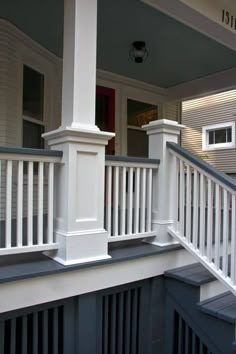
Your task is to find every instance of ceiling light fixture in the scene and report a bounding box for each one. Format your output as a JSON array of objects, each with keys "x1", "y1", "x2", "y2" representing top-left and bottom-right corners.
[{"x1": 129, "y1": 41, "x2": 148, "y2": 64}]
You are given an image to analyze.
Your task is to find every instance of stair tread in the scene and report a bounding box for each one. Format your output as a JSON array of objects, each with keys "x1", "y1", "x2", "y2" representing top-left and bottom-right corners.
[
  {"x1": 198, "y1": 292, "x2": 236, "y2": 323},
  {"x1": 165, "y1": 263, "x2": 216, "y2": 286}
]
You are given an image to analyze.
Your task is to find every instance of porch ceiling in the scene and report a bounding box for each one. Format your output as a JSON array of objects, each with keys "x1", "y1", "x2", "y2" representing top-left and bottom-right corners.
[
  {"x1": 97, "y1": 0, "x2": 236, "y2": 88},
  {"x1": 1, "y1": 0, "x2": 236, "y2": 89}
]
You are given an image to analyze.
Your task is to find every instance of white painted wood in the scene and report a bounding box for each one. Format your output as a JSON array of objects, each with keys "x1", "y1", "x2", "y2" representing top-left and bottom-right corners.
[
  {"x1": 108, "y1": 231, "x2": 155, "y2": 243},
  {"x1": 140, "y1": 168, "x2": 146, "y2": 233},
  {"x1": 192, "y1": 169, "x2": 199, "y2": 249},
  {"x1": 199, "y1": 174, "x2": 206, "y2": 256},
  {"x1": 206, "y1": 179, "x2": 213, "y2": 261},
  {"x1": 222, "y1": 190, "x2": 229, "y2": 275},
  {"x1": 47, "y1": 162, "x2": 54, "y2": 244},
  {"x1": 62, "y1": 0, "x2": 98, "y2": 129},
  {"x1": 146, "y1": 169, "x2": 152, "y2": 232},
  {"x1": 120, "y1": 167, "x2": 126, "y2": 236},
  {"x1": 17, "y1": 161, "x2": 23, "y2": 247},
  {"x1": 179, "y1": 160, "x2": 185, "y2": 237},
  {"x1": 0, "y1": 248, "x2": 194, "y2": 314},
  {"x1": 37, "y1": 162, "x2": 44, "y2": 245},
  {"x1": 231, "y1": 195, "x2": 236, "y2": 284},
  {"x1": 113, "y1": 166, "x2": 119, "y2": 237},
  {"x1": 6, "y1": 160, "x2": 12, "y2": 248},
  {"x1": 214, "y1": 184, "x2": 221, "y2": 270},
  {"x1": 134, "y1": 168, "x2": 140, "y2": 234},
  {"x1": 127, "y1": 167, "x2": 134, "y2": 235},
  {"x1": 106, "y1": 166, "x2": 112, "y2": 236},
  {"x1": 27, "y1": 162, "x2": 34, "y2": 246},
  {"x1": 186, "y1": 165, "x2": 191, "y2": 243}
]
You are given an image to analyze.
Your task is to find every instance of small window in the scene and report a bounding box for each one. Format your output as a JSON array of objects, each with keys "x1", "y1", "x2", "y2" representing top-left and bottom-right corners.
[
  {"x1": 22, "y1": 65, "x2": 45, "y2": 149},
  {"x1": 202, "y1": 122, "x2": 235, "y2": 150}
]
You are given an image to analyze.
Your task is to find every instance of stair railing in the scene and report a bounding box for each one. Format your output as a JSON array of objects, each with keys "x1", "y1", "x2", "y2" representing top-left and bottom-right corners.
[{"x1": 167, "y1": 142, "x2": 236, "y2": 294}]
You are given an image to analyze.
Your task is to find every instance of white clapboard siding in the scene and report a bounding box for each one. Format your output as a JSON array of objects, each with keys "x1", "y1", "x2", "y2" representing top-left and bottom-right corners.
[{"x1": 182, "y1": 89, "x2": 236, "y2": 174}]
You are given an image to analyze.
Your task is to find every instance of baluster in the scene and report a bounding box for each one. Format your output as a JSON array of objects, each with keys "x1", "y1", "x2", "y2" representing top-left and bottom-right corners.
[
  {"x1": 17, "y1": 161, "x2": 23, "y2": 247},
  {"x1": 222, "y1": 189, "x2": 229, "y2": 276},
  {"x1": 6, "y1": 160, "x2": 13, "y2": 248},
  {"x1": 146, "y1": 168, "x2": 152, "y2": 232},
  {"x1": 134, "y1": 167, "x2": 140, "y2": 234},
  {"x1": 37, "y1": 162, "x2": 44, "y2": 245},
  {"x1": 47, "y1": 162, "x2": 54, "y2": 244},
  {"x1": 140, "y1": 168, "x2": 146, "y2": 233},
  {"x1": 206, "y1": 179, "x2": 213, "y2": 261},
  {"x1": 106, "y1": 166, "x2": 112, "y2": 236},
  {"x1": 186, "y1": 165, "x2": 191, "y2": 242},
  {"x1": 179, "y1": 160, "x2": 185, "y2": 237},
  {"x1": 192, "y1": 170, "x2": 199, "y2": 248},
  {"x1": 27, "y1": 161, "x2": 34, "y2": 246},
  {"x1": 127, "y1": 167, "x2": 133, "y2": 235},
  {"x1": 215, "y1": 184, "x2": 221, "y2": 270},
  {"x1": 120, "y1": 167, "x2": 126, "y2": 236},
  {"x1": 230, "y1": 194, "x2": 236, "y2": 284},
  {"x1": 199, "y1": 174, "x2": 206, "y2": 255},
  {"x1": 113, "y1": 166, "x2": 119, "y2": 236}
]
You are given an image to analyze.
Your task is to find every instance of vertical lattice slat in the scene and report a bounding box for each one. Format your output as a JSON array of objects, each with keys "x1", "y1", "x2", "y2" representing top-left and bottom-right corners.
[
  {"x1": 215, "y1": 184, "x2": 221, "y2": 270},
  {"x1": 146, "y1": 169, "x2": 152, "y2": 233},
  {"x1": 207, "y1": 179, "x2": 213, "y2": 261},
  {"x1": 186, "y1": 165, "x2": 191, "y2": 242},
  {"x1": 120, "y1": 167, "x2": 126, "y2": 236},
  {"x1": 192, "y1": 170, "x2": 199, "y2": 249},
  {"x1": 222, "y1": 190, "x2": 229, "y2": 275},
  {"x1": 113, "y1": 166, "x2": 119, "y2": 236},
  {"x1": 199, "y1": 174, "x2": 206, "y2": 255},
  {"x1": 179, "y1": 160, "x2": 185, "y2": 237}
]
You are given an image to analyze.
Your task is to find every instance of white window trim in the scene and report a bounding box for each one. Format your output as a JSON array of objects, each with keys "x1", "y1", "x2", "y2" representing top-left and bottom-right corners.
[{"x1": 202, "y1": 121, "x2": 236, "y2": 151}]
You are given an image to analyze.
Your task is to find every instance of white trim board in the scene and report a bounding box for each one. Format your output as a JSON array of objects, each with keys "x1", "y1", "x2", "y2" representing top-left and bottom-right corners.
[{"x1": 0, "y1": 248, "x2": 194, "y2": 313}]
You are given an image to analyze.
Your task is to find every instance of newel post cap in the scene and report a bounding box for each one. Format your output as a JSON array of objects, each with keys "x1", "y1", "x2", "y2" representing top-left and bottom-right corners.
[{"x1": 142, "y1": 119, "x2": 185, "y2": 136}]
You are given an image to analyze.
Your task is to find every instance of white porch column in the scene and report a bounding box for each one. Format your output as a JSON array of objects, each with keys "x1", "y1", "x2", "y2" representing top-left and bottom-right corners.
[
  {"x1": 43, "y1": 0, "x2": 114, "y2": 265},
  {"x1": 143, "y1": 119, "x2": 185, "y2": 246}
]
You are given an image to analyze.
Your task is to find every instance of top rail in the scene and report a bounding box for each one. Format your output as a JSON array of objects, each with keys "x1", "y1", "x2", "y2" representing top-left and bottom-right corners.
[
  {"x1": 167, "y1": 142, "x2": 236, "y2": 192},
  {"x1": 0, "y1": 147, "x2": 63, "y2": 162},
  {"x1": 105, "y1": 155, "x2": 160, "y2": 168}
]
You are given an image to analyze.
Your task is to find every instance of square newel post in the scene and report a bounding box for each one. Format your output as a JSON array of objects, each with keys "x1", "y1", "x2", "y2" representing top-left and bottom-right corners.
[{"x1": 143, "y1": 119, "x2": 185, "y2": 246}]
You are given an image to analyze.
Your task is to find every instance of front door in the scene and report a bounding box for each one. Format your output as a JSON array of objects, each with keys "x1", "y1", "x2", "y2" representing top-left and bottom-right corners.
[{"x1": 96, "y1": 86, "x2": 115, "y2": 155}]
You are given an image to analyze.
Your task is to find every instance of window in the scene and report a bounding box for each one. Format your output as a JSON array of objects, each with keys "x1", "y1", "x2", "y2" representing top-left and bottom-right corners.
[
  {"x1": 22, "y1": 65, "x2": 45, "y2": 149},
  {"x1": 202, "y1": 122, "x2": 235, "y2": 150},
  {"x1": 127, "y1": 99, "x2": 158, "y2": 157}
]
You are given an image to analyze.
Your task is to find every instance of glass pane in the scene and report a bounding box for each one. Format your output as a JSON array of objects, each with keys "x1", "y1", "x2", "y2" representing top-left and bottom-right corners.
[
  {"x1": 208, "y1": 131, "x2": 214, "y2": 144},
  {"x1": 127, "y1": 129, "x2": 148, "y2": 157},
  {"x1": 127, "y1": 99, "x2": 158, "y2": 127},
  {"x1": 214, "y1": 129, "x2": 227, "y2": 144},
  {"x1": 23, "y1": 120, "x2": 44, "y2": 149},
  {"x1": 227, "y1": 128, "x2": 232, "y2": 142},
  {"x1": 23, "y1": 65, "x2": 44, "y2": 120}
]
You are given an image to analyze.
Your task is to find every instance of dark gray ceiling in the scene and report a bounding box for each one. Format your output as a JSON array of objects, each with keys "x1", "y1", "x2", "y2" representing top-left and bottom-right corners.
[{"x1": 0, "y1": 0, "x2": 236, "y2": 88}]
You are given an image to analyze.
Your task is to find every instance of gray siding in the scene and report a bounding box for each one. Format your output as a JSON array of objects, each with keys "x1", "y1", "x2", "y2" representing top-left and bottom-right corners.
[{"x1": 182, "y1": 89, "x2": 236, "y2": 174}]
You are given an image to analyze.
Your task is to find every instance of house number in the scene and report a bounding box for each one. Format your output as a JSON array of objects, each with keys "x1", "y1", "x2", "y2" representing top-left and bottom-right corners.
[{"x1": 222, "y1": 9, "x2": 236, "y2": 30}]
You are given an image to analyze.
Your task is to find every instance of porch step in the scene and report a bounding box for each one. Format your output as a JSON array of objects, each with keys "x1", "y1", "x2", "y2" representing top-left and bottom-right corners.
[
  {"x1": 165, "y1": 262, "x2": 228, "y2": 301},
  {"x1": 198, "y1": 292, "x2": 236, "y2": 324},
  {"x1": 165, "y1": 263, "x2": 236, "y2": 354}
]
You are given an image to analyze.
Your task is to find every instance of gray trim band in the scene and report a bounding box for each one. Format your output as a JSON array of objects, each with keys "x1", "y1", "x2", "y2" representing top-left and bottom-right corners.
[
  {"x1": 167, "y1": 142, "x2": 236, "y2": 192},
  {"x1": 0, "y1": 146, "x2": 63, "y2": 157},
  {"x1": 106, "y1": 155, "x2": 160, "y2": 165}
]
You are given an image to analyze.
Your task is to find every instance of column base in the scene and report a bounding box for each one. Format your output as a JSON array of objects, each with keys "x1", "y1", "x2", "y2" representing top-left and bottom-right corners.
[
  {"x1": 45, "y1": 229, "x2": 111, "y2": 266},
  {"x1": 144, "y1": 220, "x2": 179, "y2": 247}
]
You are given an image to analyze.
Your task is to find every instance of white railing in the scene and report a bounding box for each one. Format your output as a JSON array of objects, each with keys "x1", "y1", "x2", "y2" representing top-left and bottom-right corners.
[
  {"x1": 0, "y1": 147, "x2": 62, "y2": 255},
  {"x1": 167, "y1": 142, "x2": 236, "y2": 294},
  {"x1": 105, "y1": 156, "x2": 159, "y2": 242}
]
